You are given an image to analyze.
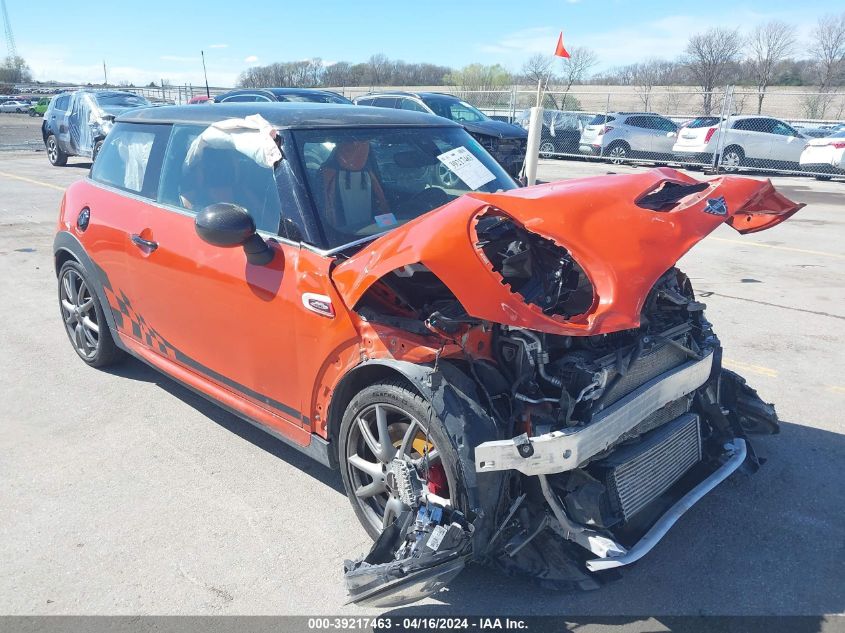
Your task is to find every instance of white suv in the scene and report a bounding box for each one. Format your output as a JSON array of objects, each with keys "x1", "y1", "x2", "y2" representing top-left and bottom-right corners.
[{"x1": 673, "y1": 115, "x2": 808, "y2": 171}]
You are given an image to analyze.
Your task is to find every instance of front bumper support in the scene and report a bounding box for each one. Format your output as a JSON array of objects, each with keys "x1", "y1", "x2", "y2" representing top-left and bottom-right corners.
[{"x1": 474, "y1": 351, "x2": 715, "y2": 476}]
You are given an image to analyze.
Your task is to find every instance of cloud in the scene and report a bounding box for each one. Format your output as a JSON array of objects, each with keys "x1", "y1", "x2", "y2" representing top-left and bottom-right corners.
[
  {"x1": 208, "y1": 44, "x2": 229, "y2": 49},
  {"x1": 244, "y1": 55, "x2": 259, "y2": 63}
]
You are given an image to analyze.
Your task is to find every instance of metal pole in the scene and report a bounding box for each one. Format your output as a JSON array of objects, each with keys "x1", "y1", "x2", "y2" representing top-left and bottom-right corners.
[
  {"x1": 524, "y1": 106, "x2": 544, "y2": 185},
  {"x1": 102, "y1": 60, "x2": 107, "y2": 87},
  {"x1": 201, "y1": 50, "x2": 210, "y2": 99}
]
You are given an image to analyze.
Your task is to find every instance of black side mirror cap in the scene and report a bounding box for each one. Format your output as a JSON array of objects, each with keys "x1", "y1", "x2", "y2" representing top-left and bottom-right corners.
[{"x1": 195, "y1": 203, "x2": 274, "y2": 265}]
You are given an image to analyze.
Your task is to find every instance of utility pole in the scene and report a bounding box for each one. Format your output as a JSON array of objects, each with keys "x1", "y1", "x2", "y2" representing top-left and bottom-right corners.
[
  {"x1": 103, "y1": 60, "x2": 108, "y2": 87},
  {"x1": 201, "y1": 50, "x2": 210, "y2": 98}
]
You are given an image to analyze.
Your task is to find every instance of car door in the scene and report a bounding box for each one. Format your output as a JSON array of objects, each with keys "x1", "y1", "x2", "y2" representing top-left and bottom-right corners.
[
  {"x1": 126, "y1": 123, "x2": 309, "y2": 440},
  {"x1": 649, "y1": 116, "x2": 679, "y2": 156},
  {"x1": 49, "y1": 94, "x2": 72, "y2": 152},
  {"x1": 734, "y1": 118, "x2": 773, "y2": 162},
  {"x1": 83, "y1": 121, "x2": 171, "y2": 343},
  {"x1": 624, "y1": 116, "x2": 656, "y2": 156},
  {"x1": 768, "y1": 119, "x2": 805, "y2": 164}
]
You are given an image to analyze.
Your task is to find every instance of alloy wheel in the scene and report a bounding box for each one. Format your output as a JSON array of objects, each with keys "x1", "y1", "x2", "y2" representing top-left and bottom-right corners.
[
  {"x1": 539, "y1": 141, "x2": 555, "y2": 158},
  {"x1": 721, "y1": 150, "x2": 741, "y2": 171},
  {"x1": 60, "y1": 268, "x2": 100, "y2": 361},
  {"x1": 436, "y1": 163, "x2": 460, "y2": 188},
  {"x1": 47, "y1": 138, "x2": 58, "y2": 164},
  {"x1": 608, "y1": 145, "x2": 628, "y2": 165},
  {"x1": 345, "y1": 402, "x2": 451, "y2": 534}
]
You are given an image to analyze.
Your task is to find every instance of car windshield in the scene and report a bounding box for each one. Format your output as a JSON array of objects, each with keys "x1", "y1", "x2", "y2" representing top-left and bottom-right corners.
[
  {"x1": 422, "y1": 96, "x2": 488, "y2": 123},
  {"x1": 95, "y1": 93, "x2": 150, "y2": 108},
  {"x1": 279, "y1": 93, "x2": 349, "y2": 104},
  {"x1": 292, "y1": 126, "x2": 516, "y2": 249}
]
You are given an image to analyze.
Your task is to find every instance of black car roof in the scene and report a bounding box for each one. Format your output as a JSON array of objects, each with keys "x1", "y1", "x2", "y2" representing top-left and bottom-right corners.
[{"x1": 117, "y1": 102, "x2": 461, "y2": 128}]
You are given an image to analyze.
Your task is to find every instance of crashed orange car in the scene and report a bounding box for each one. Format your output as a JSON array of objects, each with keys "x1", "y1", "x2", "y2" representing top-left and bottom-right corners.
[{"x1": 54, "y1": 103, "x2": 802, "y2": 606}]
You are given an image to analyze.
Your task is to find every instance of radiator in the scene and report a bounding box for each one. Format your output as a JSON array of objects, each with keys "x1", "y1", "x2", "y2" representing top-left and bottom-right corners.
[{"x1": 607, "y1": 413, "x2": 702, "y2": 522}]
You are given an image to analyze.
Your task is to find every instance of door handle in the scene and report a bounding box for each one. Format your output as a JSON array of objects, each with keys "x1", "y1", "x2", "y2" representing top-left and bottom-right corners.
[{"x1": 131, "y1": 234, "x2": 158, "y2": 251}]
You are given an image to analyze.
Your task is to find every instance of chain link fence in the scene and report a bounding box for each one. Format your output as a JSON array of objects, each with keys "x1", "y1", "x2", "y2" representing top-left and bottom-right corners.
[{"x1": 483, "y1": 87, "x2": 845, "y2": 180}]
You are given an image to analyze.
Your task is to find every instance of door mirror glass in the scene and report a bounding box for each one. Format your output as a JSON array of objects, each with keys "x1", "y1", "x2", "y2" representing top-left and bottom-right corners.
[{"x1": 195, "y1": 203, "x2": 274, "y2": 265}]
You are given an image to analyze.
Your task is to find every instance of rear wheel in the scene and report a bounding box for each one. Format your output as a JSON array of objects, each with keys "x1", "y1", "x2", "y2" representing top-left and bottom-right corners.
[
  {"x1": 720, "y1": 146, "x2": 744, "y2": 172},
  {"x1": 338, "y1": 380, "x2": 466, "y2": 540},
  {"x1": 606, "y1": 142, "x2": 630, "y2": 165},
  {"x1": 58, "y1": 261, "x2": 124, "y2": 367},
  {"x1": 46, "y1": 135, "x2": 67, "y2": 166},
  {"x1": 539, "y1": 141, "x2": 556, "y2": 158}
]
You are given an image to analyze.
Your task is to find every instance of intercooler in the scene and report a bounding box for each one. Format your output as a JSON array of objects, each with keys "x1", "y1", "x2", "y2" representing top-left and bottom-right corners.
[{"x1": 606, "y1": 413, "x2": 702, "y2": 522}]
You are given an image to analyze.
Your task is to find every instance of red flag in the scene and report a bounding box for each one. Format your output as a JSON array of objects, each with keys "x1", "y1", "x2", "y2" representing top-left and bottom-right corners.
[{"x1": 554, "y1": 32, "x2": 570, "y2": 58}]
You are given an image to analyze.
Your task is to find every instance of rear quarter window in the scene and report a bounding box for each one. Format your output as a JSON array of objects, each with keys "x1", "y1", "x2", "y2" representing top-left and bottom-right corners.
[
  {"x1": 90, "y1": 122, "x2": 169, "y2": 197},
  {"x1": 588, "y1": 114, "x2": 615, "y2": 125}
]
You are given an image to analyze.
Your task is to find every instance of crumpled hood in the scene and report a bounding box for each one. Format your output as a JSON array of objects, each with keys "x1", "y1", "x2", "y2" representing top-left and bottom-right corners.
[
  {"x1": 331, "y1": 168, "x2": 802, "y2": 336},
  {"x1": 461, "y1": 119, "x2": 527, "y2": 140}
]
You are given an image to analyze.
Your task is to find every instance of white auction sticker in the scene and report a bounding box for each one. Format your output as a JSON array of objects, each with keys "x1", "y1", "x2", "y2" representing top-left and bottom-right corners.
[
  {"x1": 436, "y1": 147, "x2": 496, "y2": 190},
  {"x1": 426, "y1": 524, "x2": 448, "y2": 551}
]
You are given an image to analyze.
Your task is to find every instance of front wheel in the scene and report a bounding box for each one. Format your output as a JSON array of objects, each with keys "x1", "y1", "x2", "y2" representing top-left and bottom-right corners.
[
  {"x1": 46, "y1": 135, "x2": 68, "y2": 166},
  {"x1": 338, "y1": 380, "x2": 467, "y2": 540}
]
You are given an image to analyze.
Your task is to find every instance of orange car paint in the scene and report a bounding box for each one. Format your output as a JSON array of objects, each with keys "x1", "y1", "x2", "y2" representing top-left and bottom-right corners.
[
  {"x1": 332, "y1": 168, "x2": 803, "y2": 336},
  {"x1": 61, "y1": 167, "x2": 801, "y2": 451}
]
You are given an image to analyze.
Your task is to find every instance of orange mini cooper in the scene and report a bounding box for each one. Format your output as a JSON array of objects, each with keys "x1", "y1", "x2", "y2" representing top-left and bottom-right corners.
[{"x1": 54, "y1": 103, "x2": 802, "y2": 606}]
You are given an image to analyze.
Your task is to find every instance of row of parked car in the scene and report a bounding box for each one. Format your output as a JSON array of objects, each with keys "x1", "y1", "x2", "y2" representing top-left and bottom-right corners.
[
  {"x1": 36, "y1": 87, "x2": 845, "y2": 179},
  {"x1": 41, "y1": 88, "x2": 531, "y2": 177},
  {"x1": 517, "y1": 108, "x2": 845, "y2": 178}
]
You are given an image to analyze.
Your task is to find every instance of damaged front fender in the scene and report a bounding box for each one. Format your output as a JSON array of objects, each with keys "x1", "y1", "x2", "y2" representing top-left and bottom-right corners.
[{"x1": 331, "y1": 168, "x2": 803, "y2": 336}]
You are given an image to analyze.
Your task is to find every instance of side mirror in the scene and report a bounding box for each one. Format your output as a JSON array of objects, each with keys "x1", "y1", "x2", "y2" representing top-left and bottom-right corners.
[{"x1": 195, "y1": 203, "x2": 274, "y2": 265}]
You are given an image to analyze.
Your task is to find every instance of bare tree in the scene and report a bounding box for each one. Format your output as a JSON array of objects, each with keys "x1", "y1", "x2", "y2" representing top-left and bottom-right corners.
[
  {"x1": 630, "y1": 59, "x2": 677, "y2": 109},
  {"x1": 685, "y1": 27, "x2": 743, "y2": 114},
  {"x1": 558, "y1": 46, "x2": 598, "y2": 91},
  {"x1": 365, "y1": 54, "x2": 390, "y2": 85},
  {"x1": 521, "y1": 53, "x2": 554, "y2": 86},
  {"x1": 809, "y1": 12, "x2": 845, "y2": 91},
  {"x1": 747, "y1": 21, "x2": 796, "y2": 113}
]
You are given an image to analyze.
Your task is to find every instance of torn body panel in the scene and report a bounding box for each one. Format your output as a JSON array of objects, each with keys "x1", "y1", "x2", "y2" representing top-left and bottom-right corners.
[
  {"x1": 332, "y1": 168, "x2": 802, "y2": 336},
  {"x1": 339, "y1": 169, "x2": 794, "y2": 607}
]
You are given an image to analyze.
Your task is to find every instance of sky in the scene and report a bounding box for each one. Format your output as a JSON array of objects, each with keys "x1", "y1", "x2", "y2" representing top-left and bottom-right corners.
[{"x1": 6, "y1": 0, "x2": 842, "y2": 87}]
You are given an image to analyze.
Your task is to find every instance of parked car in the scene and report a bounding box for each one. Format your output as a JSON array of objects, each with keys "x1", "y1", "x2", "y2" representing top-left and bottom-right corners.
[
  {"x1": 214, "y1": 87, "x2": 353, "y2": 104},
  {"x1": 579, "y1": 112, "x2": 679, "y2": 165},
  {"x1": 672, "y1": 115, "x2": 808, "y2": 171},
  {"x1": 516, "y1": 109, "x2": 592, "y2": 157},
  {"x1": 54, "y1": 101, "x2": 800, "y2": 606},
  {"x1": 355, "y1": 91, "x2": 527, "y2": 176},
  {"x1": 0, "y1": 100, "x2": 30, "y2": 113},
  {"x1": 188, "y1": 95, "x2": 211, "y2": 104},
  {"x1": 799, "y1": 128, "x2": 845, "y2": 179},
  {"x1": 41, "y1": 90, "x2": 151, "y2": 166},
  {"x1": 29, "y1": 97, "x2": 50, "y2": 117}
]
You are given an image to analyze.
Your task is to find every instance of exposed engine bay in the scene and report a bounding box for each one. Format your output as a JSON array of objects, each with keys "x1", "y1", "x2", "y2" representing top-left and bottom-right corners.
[{"x1": 337, "y1": 170, "x2": 794, "y2": 606}]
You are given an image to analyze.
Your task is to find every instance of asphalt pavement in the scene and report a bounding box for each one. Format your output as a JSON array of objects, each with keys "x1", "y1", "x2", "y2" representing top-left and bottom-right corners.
[{"x1": 0, "y1": 149, "x2": 843, "y2": 617}]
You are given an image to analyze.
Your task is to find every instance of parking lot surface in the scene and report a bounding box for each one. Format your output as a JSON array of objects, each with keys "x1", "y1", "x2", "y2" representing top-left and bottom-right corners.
[{"x1": 0, "y1": 149, "x2": 843, "y2": 616}]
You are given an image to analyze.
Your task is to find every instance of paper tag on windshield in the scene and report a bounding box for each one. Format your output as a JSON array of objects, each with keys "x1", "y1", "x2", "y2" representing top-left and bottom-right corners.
[{"x1": 436, "y1": 147, "x2": 496, "y2": 190}]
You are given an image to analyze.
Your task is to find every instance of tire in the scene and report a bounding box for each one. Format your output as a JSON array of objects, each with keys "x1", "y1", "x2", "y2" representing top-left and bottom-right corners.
[
  {"x1": 58, "y1": 260, "x2": 125, "y2": 367},
  {"x1": 338, "y1": 379, "x2": 468, "y2": 540},
  {"x1": 92, "y1": 140, "x2": 104, "y2": 162},
  {"x1": 606, "y1": 142, "x2": 630, "y2": 165},
  {"x1": 814, "y1": 175, "x2": 832, "y2": 181},
  {"x1": 719, "y1": 145, "x2": 744, "y2": 172},
  {"x1": 436, "y1": 162, "x2": 461, "y2": 188},
  {"x1": 539, "y1": 141, "x2": 556, "y2": 158},
  {"x1": 46, "y1": 134, "x2": 67, "y2": 166}
]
